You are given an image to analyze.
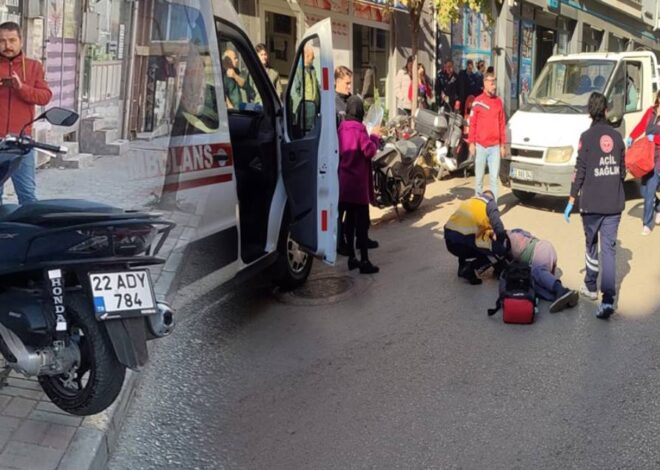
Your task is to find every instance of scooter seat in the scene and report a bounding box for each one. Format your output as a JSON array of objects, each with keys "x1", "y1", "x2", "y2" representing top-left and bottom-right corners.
[
  {"x1": 1, "y1": 199, "x2": 122, "y2": 224},
  {"x1": 0, "y1": 204, "x2": 19, "y2": 219}
]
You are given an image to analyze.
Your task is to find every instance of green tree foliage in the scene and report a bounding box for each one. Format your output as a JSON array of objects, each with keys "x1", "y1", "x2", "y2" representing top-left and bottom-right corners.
[{"x1": 435, "y1": 0, "x2": 492, "y2": 28}]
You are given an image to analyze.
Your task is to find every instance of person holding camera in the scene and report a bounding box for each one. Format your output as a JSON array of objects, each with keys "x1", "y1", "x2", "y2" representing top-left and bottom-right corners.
[{"x1": 0, "y1": 21, "x2": 52, "y2": 205}]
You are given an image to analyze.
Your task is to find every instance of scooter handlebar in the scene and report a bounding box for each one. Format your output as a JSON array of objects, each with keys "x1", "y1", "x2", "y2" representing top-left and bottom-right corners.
[{"x1": 2, "y1": 136, "x2": 68, "y2": 154}]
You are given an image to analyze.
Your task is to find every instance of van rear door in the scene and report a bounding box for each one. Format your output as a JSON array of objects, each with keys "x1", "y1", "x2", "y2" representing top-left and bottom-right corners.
[{"x1": 281, "y1": 19, "x2": 338, "y2": 264}]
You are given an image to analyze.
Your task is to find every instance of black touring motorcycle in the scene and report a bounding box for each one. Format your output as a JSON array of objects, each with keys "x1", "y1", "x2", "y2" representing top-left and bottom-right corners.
[{"x1": 0, "y1": 108, "x2": 175, "y2": 416}]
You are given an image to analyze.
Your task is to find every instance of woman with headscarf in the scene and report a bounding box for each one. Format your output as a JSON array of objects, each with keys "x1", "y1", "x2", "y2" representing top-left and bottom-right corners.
[{"x1": 337, "y1": 96, "x2": 382, "y2": 274}]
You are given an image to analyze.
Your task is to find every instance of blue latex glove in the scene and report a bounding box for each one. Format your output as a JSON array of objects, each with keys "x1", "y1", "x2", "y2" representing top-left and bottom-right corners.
[
  {"x1": 563, "y1": 202, "x2": 573, "y2": 223},
  {"x1": 625, "y1": 137, "x2": 633, "y2": 148},
  {"x1": 648, "y1": 134, "x2": 655, "y2": 143}
]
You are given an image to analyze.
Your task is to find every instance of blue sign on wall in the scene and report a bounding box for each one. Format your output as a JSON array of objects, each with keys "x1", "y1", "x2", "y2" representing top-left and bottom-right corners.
[{"x1": 547, "y1": 0, "x2": 560, "y2": 11}]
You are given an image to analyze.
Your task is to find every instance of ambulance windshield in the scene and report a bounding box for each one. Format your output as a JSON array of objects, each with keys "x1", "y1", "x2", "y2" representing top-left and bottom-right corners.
[{"x1": 525, "y1": 59, "x2": 616, "y2": 112}]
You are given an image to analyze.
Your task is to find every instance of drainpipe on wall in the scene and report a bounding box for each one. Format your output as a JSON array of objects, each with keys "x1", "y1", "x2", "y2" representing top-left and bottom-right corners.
[{"x1": 123, "y1": 0, "x2": 139, "y2": 140}]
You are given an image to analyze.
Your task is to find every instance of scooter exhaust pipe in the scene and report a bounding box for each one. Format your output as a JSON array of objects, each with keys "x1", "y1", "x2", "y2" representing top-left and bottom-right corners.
[
  {"x1": 0, "y1": 322, "x2": 46, "y2": 376},
  {"x1": 146, "y1": 302, "x2": 176, "y2": 339}
]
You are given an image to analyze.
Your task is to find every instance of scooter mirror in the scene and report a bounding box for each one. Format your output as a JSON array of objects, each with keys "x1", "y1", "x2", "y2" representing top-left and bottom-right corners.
[{"x1": 38, "y1": 107, "x2": 79, "y2": 127}]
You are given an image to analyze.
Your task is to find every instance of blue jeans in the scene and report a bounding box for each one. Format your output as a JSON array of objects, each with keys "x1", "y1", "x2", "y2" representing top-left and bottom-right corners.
[
  {"x1": 0, "y1": 150, "x2": 37, "y2": 205},
  {"x1": 640, "y1": 166, "x2": 660, "y2": 228},
  {"x1": 475, "y1": 144, "x2": 500, "y2": 201}
]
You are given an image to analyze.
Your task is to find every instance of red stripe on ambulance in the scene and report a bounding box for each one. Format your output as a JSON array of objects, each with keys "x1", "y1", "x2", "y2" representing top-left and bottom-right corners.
[{"x1": 163, "y1": 173, "x2": 233, "y2": 193}]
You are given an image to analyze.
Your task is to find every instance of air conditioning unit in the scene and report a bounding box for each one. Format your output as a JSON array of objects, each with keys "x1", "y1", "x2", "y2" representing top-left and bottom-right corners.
[{"x1": 82, "y1": 12, "x2": 100, "y2": 44}]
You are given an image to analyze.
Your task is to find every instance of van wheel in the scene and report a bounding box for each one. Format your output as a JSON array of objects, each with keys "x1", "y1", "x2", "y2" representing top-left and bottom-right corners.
[
  {"x1": 512, "y1": 189, "x2": 536, "y2": 202},
  {"x1": 271, "y1": 219, "x2": 313, "y2": 291}
]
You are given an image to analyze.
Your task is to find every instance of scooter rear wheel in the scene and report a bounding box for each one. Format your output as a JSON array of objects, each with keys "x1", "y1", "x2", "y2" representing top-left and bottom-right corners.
[
  {"x1": 402, "y1": 166, "x2": 426, "y2": 212},
  {"x1": 39, "y1": 294, "x2": 126, "y2": 416}
]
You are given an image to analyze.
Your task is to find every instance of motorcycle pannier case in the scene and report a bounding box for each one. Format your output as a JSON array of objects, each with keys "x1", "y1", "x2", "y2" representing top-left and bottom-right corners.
[{"x1": 414, "y1": 108, "x2": 447, "y2": 140}]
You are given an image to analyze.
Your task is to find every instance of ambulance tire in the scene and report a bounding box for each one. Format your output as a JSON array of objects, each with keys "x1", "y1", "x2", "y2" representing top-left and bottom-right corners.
[
  {"x1": 512, "y1": 190, "x2": 536, "y2": 202},
  {"x1": 271, "y1": 216, "x2": 313, "y2": 291}
]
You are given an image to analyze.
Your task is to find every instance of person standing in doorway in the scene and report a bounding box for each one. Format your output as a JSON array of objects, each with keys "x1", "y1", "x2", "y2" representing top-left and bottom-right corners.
[
  {"x1": 255, "y1": 43, "x2": 282, "y2": 98},
  {"x1": 335, "y1": 65, "x2": 352, "y2": 127},
  {"x1": 472, "y1": 59, "x2": 485, "y2": 96},
  {"x1": 437, "y1": 59, "x2": 458, "y2": 110},
  {"x1": 564, "y1": 92, "x2": 626, "y2": 320},
  {"x1": 0, "y1": 21, "x2": 52, "y2": 205},
  {"x1": 469, "y1": 72, "x2": 506, "y2": 202},
  {"x1": 458, "y1": 59, "x2": 475, "y2": 113},
  {"x1": 395, "y1": 56, "x2": 413, "y2": 115}
]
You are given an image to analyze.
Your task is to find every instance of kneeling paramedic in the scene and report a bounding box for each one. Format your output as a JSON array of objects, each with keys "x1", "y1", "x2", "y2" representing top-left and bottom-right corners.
[
  {"x1": 444, "y1": 190, "x2": 507, "y2": 285},
  {"x1": 564, "y1": 92, "x2": 625, "y2": 320},
  {"x1": 506, "y1": 229, "x2": 579, "y2": 313}
]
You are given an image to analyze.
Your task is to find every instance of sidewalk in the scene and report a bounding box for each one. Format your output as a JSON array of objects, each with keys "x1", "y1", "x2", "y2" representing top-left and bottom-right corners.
[{"x1": 0, "y1": 146, "x2": 196, "y2": 470}]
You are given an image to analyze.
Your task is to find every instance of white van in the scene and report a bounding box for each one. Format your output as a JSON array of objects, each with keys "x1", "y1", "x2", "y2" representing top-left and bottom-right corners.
[
  {"x1": 140, "y1": 0, "x2": 338, "y2": 291},
  {"x1": 502, "y1": 51, "x2": 660, "y2": 201}
]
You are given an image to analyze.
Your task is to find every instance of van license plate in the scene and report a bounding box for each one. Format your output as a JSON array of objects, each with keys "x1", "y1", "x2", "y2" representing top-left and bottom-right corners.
[
  {"x1": 89, "y1": 270, "x2": 157, "y2": 319},
  {"x1": 510, "y1": 168, "x2": 533, "y2": 181}
]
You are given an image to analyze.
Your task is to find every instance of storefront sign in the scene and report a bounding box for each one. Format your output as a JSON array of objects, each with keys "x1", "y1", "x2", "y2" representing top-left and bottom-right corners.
[
  {"x1": 519, "y1": 20, "x2": 535, "y2": 95},
  {"x1": 547, "y1": 0, "x2": 560, "y2": 12}
]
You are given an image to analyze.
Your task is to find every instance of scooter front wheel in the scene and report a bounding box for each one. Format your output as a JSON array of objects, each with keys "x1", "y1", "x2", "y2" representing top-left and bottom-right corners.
[
  {"x1": 402, "y1": 166, "x2": 427, "y2": 212},
  {"x1": 39, "y1": 294, "x2": 126, "y2": 416}
]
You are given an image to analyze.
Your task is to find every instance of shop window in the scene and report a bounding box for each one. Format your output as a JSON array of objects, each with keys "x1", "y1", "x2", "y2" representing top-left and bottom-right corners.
[
  {"x1": 353, "y1": 24, "x2": 389, "y2": 107},
  {"x1": 582, "y1": 25, "x2": 603, "y2": 52},
  {"x1": 286, "y1": 37, "x2": 322, "y2": 139}
]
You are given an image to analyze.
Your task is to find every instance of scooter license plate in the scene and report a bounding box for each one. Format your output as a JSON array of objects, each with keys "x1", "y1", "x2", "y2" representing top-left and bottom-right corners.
[
  {"x1": 510, "y1": 167, "x2": 533, "y2": 181},
  {"x1": 89, "y1": 270, "x2": 157, "y2": 319}
]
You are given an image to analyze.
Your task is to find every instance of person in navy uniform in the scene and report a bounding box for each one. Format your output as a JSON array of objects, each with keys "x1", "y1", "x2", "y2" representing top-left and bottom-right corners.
[{"x1": 564, "y1": 92, "x2": 626, "y2": 320}]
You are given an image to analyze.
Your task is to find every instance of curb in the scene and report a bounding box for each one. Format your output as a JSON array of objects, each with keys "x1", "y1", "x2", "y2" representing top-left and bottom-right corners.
[{"x1": 56, "y1": 251, "x2": 184, "y2": 470}]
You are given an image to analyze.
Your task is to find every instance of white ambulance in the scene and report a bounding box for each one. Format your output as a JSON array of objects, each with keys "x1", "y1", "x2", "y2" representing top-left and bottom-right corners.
[
  {"x1": 140, "y1": 0, "x2": 338, "y2": 291},
  {"x1": 503, "y1": 51, "x2": 660, "y2": 201}
]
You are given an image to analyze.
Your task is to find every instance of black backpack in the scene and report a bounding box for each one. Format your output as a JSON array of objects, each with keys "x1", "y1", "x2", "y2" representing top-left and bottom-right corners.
[{"x1": 488, "y1": 261, "x2": 537, "y2": 324}]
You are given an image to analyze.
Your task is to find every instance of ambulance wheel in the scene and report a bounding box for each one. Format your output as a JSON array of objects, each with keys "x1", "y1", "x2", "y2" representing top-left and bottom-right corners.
[
  {"x1": 272, "y1": 220, "x2": 313, "y2": 291},
  {"x1": 512, "y1": 190, "x2": 536, "y2": 202}
]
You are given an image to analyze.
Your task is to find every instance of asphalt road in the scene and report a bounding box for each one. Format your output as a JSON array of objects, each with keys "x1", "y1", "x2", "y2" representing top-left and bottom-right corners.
[{"x1": 108, "y1": 177, "x2": 660, "y2": 470}]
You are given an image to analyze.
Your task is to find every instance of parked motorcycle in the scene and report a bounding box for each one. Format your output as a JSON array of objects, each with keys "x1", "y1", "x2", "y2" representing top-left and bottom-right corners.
[
  {"x1": 414, "y1": 105, "x2": 473, "y2": 180},
  {"x1": 0, "y1": 108, "x2": 176, "y2": 416},
  {"x1": 371, "y1": 114, "x2": 427, "y2": 213}
]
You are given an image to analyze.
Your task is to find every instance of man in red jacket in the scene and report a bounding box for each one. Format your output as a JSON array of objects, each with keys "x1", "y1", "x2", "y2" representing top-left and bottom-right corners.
[
  {"x1": 0, "y1": 21, "x2": 52, "y2": 204},
  {"x1": 468, "y1": 72, "x2": 506, "y2": 202}
]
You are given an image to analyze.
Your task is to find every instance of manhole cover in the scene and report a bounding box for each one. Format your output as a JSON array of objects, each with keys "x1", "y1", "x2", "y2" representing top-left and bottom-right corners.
[
  {"x1": 275, "y1": 274, "x2": 371, "y2": 306},
  {"x1": 291, "y1": 275, "x2": 353, "y2": 299}
]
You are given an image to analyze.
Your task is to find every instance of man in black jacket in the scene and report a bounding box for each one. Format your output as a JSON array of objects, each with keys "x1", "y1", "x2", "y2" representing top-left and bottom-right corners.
[
  {"x1": 335, "y1": 65, "x2": 352, "y2": 126},
  {"x1": 564, "y1": 92, "x2": 626, "y2": 319}
]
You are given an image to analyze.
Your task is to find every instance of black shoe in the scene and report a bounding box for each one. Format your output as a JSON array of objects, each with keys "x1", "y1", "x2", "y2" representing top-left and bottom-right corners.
[
  {"x1": 549, "y1": 289, "x2": 579, "y2": 313},
  {"x1": 458, "y1": 265, "x2": 482, "y2": 285},
  {"x1": 359, "y1": 260, "x2": 379, "y2": 274},
  {"x1": 357, "y1": 239, "x2": 379, "y2": 249},
  {"x1": 348, "y1": 257, "x2": 360, "y2": 271}
]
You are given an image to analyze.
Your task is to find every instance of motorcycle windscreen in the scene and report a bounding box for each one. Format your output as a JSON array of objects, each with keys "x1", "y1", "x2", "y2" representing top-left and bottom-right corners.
[{"x1": 281, "y1": 19, "x2": 338, "y2": 265}]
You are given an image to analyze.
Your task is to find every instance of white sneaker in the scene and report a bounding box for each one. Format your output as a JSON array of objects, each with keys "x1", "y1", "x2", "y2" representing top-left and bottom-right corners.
[
  {"x1": 641, "y1": 226, "x2": 652, "y2": 236},
  {"x1": 656, "y1": 212, "x2": 660, "y2": 225},
  {"x1": 579, "y1": 285, "x2": 598, "y2": 301}
]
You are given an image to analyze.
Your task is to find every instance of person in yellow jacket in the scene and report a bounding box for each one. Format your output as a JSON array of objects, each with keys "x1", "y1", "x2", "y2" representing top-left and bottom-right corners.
[{"x1": 444, "y1": 190, "x2": 507, "y2": 284}]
